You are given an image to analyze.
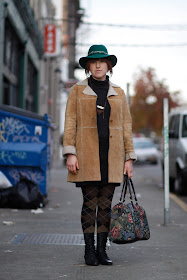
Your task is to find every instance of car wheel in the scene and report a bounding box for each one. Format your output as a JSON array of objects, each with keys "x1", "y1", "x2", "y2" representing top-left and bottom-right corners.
[{"x1": 174, "y1": 169, "x2": 185, "y2": 195}]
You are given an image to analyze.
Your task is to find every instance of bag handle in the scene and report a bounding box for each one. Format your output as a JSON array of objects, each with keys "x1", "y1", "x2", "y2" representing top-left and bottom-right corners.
[
  {"x1": 128, "y1": 177, "x2": 138, "y2": 203},
  {"x1": 119, "y1": 176, "x2": 128, "y2": 202},
  {"x1": 120, "y1": 175, "x2": 138, "y2": 203}
]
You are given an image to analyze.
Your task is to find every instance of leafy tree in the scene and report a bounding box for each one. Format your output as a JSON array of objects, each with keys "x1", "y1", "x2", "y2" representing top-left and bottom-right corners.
[{"x1": 130, "y1": 68, "x2": 180, "y2": 136}]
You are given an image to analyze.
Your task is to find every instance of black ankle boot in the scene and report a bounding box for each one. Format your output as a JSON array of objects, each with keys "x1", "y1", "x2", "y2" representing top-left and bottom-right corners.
[
  {"x1": 84, "y1": 233, "x2": 99, "y2": 266},
  {"x1": 97, "y1": 232, "x2": 113, "y2": 265}
]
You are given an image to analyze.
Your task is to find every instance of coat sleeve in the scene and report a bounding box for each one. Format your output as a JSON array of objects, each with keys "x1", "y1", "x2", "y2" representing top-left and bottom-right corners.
[
  {"x1": 122, "y1": 90, "x2": 137, "y2": 161},
  {"x1": 62, "y1": 86, "x2": 77, "y2": 158}
]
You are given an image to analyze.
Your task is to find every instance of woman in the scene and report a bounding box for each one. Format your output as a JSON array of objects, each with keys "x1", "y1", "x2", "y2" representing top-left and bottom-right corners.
[{"x1": 63, "y1": 45, "x2": 136, "y2": 266}]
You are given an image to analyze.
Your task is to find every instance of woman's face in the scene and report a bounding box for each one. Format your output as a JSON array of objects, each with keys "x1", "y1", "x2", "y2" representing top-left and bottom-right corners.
[{"x1": 89, "y1": 59, "x2": 108, "y2": 81}]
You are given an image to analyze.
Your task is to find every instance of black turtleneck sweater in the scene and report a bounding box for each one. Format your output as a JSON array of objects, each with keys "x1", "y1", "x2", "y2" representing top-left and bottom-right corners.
[
  {"x1": 89, "y1": 75, "x2": 110, "y2": 142},
  {"x1": 76, "y1": 76, "x2": 119, "y2": 187},
  {"x1": 89, "y1": 75, "x2": 110, "y2": 184}
]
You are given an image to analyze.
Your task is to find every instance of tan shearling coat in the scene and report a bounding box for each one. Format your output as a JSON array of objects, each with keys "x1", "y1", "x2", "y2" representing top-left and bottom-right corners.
[{"x1": 63, "y1": 78, "x2": 137, "y2": 183}]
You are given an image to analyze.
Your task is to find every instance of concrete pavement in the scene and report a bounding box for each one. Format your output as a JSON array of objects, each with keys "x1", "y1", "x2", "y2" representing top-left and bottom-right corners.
[{"x1": 0, "y1": 161, "x2": 187, "y2": 280}]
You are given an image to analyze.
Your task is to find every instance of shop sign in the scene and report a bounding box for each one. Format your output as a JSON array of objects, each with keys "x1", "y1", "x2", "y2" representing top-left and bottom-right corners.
[{"x1": 44, "y1": 24, "x2": 56, "y2": 55}]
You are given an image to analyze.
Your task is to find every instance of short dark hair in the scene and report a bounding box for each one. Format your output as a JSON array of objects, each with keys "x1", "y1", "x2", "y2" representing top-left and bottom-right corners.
[{"x1": 85, "y1": 58, "x2": 113, "y2": 75}]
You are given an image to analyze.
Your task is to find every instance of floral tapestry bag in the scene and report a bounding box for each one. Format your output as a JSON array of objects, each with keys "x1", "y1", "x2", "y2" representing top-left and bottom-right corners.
[{"x1": 108, "y1": 175, "x2": 150, "y2": 244}]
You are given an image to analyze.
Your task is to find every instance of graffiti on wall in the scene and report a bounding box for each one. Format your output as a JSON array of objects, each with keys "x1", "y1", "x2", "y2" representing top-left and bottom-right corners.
[
  {"x1": 9, "y1": 169, "x2": 45, "y2": 184},
  {"x1": 12, "y1": 135, "x2": 42, "y2": 143},
  {"x1": 2, "y1": 117, "x2": 30, "y2": 135},
  {"x1": 0, "y1": 123, "x2": 8, "y2": 142},
  {"x1": 0, "y1": 117, "x2": 30, "y2": 143},
  {"x1": 0, "y1": 151, "x2": 27, "y2": 164},
  {"x1": 0, "y1": 117, "x2": 42, "y2": 143}
]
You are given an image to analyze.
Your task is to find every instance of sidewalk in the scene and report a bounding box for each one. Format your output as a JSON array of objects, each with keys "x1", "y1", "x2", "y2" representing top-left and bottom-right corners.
[{"x1": 0, "y1": 162, "x2": 187, "y2": 280}]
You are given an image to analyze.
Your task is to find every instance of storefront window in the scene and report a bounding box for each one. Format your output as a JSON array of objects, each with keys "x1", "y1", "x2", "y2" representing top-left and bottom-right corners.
[
  {"x1": 3, "y1": 19, "x2": 22, "y2": 107},
  {"x1": 26, "y1": 58, "x2": 37, "y2": 111}
]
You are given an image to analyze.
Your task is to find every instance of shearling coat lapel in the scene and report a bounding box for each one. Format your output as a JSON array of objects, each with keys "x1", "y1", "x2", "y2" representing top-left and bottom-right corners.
[{"x1": 77, "y1": 78, "x2": 119, "y2": 97}]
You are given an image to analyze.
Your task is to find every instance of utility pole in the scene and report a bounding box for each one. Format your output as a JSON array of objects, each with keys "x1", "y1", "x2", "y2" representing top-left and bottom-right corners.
[
  {"x1": 163, "y1": 98, "x2": 170, "y2": 225},
  {"x1": 126, "y1": 83, "x2": 130, "y2": 106}
]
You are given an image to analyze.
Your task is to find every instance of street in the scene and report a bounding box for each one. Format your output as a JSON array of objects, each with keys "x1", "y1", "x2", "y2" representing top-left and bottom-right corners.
[
  {"x1": 133, "y1": 160, "x2": 187, "y2": 204},
  {"x1": 0, "y1": 160, "x2": 187, "y2": 280}
]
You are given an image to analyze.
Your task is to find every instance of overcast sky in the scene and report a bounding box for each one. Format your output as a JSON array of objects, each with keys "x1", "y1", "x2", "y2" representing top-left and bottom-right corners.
[{"x1": 54, "y1": 0, "x2": 187, "y2": 103}]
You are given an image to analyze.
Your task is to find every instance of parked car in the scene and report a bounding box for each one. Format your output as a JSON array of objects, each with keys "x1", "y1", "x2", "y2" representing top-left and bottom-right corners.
[
  {"x1": 133, "y1": 137, "x2": 159, "y2": 164},
  {"x1": 165, "y1": 108, "x2": 187, "y2": 194}
]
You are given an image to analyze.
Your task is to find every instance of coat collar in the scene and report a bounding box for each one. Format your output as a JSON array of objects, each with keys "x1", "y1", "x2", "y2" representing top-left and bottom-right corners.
[{"x1": 76, "y1": 78, "x2": 119, "y2": 97}]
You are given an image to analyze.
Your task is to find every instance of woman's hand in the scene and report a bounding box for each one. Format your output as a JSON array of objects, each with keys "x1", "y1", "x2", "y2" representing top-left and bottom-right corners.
[
  {"x1": 66, "y1": 154, "x2": 79, "y2": 174},
  {"x1": 124, "y1": 159, "x2": 133, "y2": 178}
]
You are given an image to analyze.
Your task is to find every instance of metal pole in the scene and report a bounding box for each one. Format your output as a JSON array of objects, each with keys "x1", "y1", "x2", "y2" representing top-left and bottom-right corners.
[
  {"x1": 126, "y1": 83, "x2": 130, "y2": 106},
  {"x1": 48, "y1": 57, "x2": 52, "y2": 116},
  {"x1": 163, "y1": 98, "x2": 170, "y2": 225}
]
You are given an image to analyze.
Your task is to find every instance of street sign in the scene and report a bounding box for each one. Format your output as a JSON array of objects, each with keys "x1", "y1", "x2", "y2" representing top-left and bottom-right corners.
[{"x1": 44, "y1": 24, "x2": 56, "y2": 55}]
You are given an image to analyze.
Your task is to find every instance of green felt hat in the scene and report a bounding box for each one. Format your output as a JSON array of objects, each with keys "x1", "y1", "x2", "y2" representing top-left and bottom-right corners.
[{"x1": 79, "y1": 45, "x2": 117, "y2": 69}]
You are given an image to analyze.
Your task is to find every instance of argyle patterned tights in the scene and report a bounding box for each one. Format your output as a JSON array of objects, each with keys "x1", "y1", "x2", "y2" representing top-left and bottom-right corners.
[{"x1": 81, "y1": 185, "x2": 115, "y2": 234}]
